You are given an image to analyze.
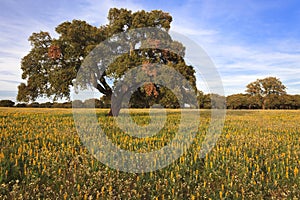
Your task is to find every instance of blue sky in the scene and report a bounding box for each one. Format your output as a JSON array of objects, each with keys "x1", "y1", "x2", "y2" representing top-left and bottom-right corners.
[{"x1": 1, "y1": 0, "x2": 300, "y2": 101}]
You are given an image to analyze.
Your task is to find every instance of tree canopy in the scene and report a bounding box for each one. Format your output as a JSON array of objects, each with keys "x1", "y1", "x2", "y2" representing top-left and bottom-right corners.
[
  {"x1": 245, "y1": 77, "x2": 286, "y2": 109},
  {"x1": 0, "y1": 100, "x2": 15, "y2": 107},
  {"x1": 17, "y1": 8, "x2": 197, "y2": 115}
]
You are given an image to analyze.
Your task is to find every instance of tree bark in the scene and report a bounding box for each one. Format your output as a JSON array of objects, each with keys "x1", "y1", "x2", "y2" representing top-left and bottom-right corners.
[
  {"x1": 107, "y1": 83, "x2": 133, "y2": 116},
  {"x1": 107, "y1": 98, "x2": 122, "y2": 116},
  {"x1": 262, "y1": 98, "x2": 266, "y2": 110},
  {"x1": 92, "y1": 73, "x2": 120, "y2": 116}
]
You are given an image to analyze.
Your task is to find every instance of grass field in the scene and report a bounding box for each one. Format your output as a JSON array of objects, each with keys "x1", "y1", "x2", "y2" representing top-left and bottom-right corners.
[{"x1": 0, "y1": 108, "x2": 299, "y2": 199}]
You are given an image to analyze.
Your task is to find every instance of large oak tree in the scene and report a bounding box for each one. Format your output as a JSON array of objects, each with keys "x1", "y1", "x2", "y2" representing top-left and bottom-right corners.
[{"x1": 17, "y1": 8, "x2": 197, "y2": 115}]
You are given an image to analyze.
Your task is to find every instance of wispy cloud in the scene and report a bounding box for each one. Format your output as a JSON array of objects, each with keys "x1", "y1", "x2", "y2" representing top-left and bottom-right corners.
[
  {"x1": 0, "y1": 90, "x2": 17, "y2": 101},
  {"x1": 175, "y1": 0, "x2": 300, "y2": 95},
  {"x1": 0, "y1": 79, "x2": 21, "y2": 84},
  {"x1": 0, "y1": 0, "x2": 299, "y2": 101},
  {"x1": 207, "y1": 42, "x2": 300, "y2": 95},
  {"x1": 0, "y1": 70, "x2": 16, "y2": 76}
]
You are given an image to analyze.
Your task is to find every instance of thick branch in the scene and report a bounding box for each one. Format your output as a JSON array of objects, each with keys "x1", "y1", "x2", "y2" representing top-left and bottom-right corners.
[
  {"x1": 100, "y1": 75, "x2": 111, "y2": 92},
  {"x1": 92, "y1": 71, "x2": 112, "y2": 96},
  {"x1": 96, "y1": 83, "x2": 110, "y2": 95}
]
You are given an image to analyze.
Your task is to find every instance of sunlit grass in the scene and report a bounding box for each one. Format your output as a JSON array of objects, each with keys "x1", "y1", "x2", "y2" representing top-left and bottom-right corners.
[{"x1": 0, "y1": 108, "x2": 299, "y2": 199}]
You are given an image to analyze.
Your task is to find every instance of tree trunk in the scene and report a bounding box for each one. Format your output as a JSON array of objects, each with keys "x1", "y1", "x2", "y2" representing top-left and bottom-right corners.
[
  {"x1": 262, "y1": 98, "x2": 266, "y2": 110},
  {"x1": 107, "y1": 85, "x2": 130, "y2": 117},
  {"x1": 107, "y1": 98, "x2": 122, "y2": 116}
]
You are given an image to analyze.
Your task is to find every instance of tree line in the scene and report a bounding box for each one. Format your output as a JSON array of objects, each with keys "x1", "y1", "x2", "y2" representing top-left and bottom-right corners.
[
  {"x1": 0, "y1": 99, "x2": 106, "y2": 108},
  {"x1": 2, "y1": 76, "x2": 300, "y2": 109},
  {"x1": 200, "y1": 77, "x2": 300, "y2": 110}
]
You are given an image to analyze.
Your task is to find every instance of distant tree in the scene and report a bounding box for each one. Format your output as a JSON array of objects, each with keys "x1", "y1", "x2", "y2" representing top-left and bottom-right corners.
[
  {"x1": 62, "y1": 102, "x2": 72, "y2": 108},
  {"x1": 198, "y1": 93, "x2": 225, "y2": 109},
  {"x1": 246, "y1": 77, "x2": 286, "y2": 109},
  {"x1": 83, "y1": 99, "x2": 95, "y2": 108},
  {"x1": 15, "y1": 103, "x2": 26, "y2": 107},
  {"x1": 51, "y1": 102, "x2": 72, "y2": 108},
  {"x1": 197, "y1": 90, "x2": 205, "y2": 108},
  {"x1": 292, "y1": 95, "x2": 300, "y2": 109},
  {"x1": 0, "y1": 100, "x2": 15, "y2": 107},
  {"x1": 72, "y1": 100, "x2": 83, "y2": 108},
  {"x1": 210, "y1": 93, "x2": 226, "y2": 109},
  {"x1": 281, "y1": 94, "x2": 300, "y2": 109},
  {"x1": 100, "y1": 95, "x2": 111, "y2": 108},
  {"x1": 83, "y1": 98, "x2": 104, "y2": 108},
  {"x1": 28, "y1": 102, "x2": 40, "y2": 108},
  {"x1": 226, "y1": 94, "x2": 251, "y2": 109},
  {"x1": 39, "y1": 102, "x2": 53, "y2": 108},
  {"x1": 247, "y1": 95, "x2": 261, "y2": 109},
  {"x1": 202, "y1": 94, "x2": 212, "y2": 109},
  {"x1": 52, "y1": 102, "x2": 62, "y2": 108},
  {"x1": 95, "y1": 99, "x2": 104, "y2": 108},
  {"x1": 264, "y1": 94, "x2": 286, "y2": 109},
  {"x1": 293, "y1": 95, "x2": 300, "y2": 109}
]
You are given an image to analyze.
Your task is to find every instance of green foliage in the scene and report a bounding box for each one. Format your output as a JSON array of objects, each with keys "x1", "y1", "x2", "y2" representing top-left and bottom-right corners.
[
  {"x1": 224, "y1": 77, "x2": 300, "y2": 110},
  {"x1": 0, "y1": 100, "x2": 15, "y2": 107},
  {"x1": 15, "y1": 103, "x2": 26, "y2": 108},
  {"x1": 227, "y1": 94, "x2": 250, "y2": 109},
  {"x1": 83, "y1": 98, "x2": 104, "y2": 108},
  {"x1": 28, "y1": 102, "x2": 40, "y2": 108},
  {"x1": 17, "y1": 8, "x2": 197, "y2": 115},
  {"x1": 246, "y1": 77, "x2": 286, "y2": 109},
  {"x1": 107, "y1": 8, "x2": 172, "y2": 33},
  {"x1": 197, "y1": 92, "x2": 226, "y2": 109}
]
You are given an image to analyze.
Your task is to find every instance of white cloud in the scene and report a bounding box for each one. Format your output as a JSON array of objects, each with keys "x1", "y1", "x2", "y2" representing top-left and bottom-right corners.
[
  {"x1": 1, "y1": 0, "x2": 300, "y2": 101},
  {"x1": 0, "y1": 0, "x2": 147, "y2": 100},
  {"x1": 171, "y1": 25, "x2": 218, "y2": 37}
]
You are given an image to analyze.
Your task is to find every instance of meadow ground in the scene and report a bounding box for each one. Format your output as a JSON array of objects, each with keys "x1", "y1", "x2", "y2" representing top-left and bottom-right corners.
[{"x1": 0, "y1": 108, "x2": 299, "y2": 199}]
